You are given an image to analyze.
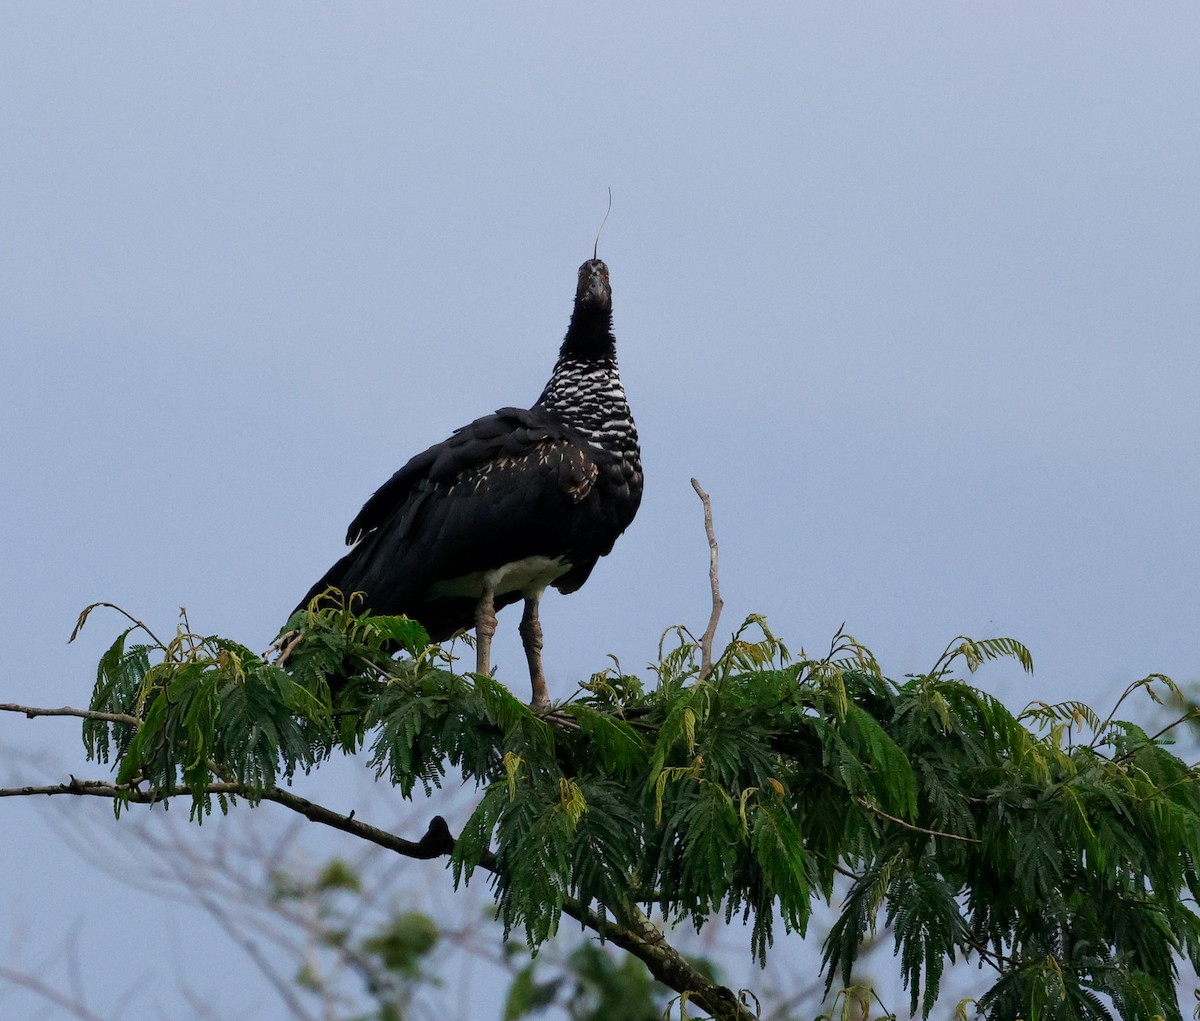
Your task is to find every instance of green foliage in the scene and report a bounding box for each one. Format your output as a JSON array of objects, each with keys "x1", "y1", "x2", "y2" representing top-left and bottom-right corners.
[
  {"x1": 267, "y1": 856, "x2": 441, "y2": 1021},
  {"x1": 503, "y1": 941, "x2": 674, "y2": 1021},
  {"x1": 75, "y1": 599, "x2": 1200, "y2": 1021}
]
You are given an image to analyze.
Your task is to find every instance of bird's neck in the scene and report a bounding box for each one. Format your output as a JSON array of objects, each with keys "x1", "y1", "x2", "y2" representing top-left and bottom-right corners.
[
  {"x1": 536, "y1": 350, "x2": 624, "y2": 416},
  {"x1": 536, "y1": 304, "x2": 620, "y2": 419},
  {"x1": 534, "y1": 303, "x2": 639, "y2": 458},
  {"x1": 558, "y1": 306, "x2": 615, "y2": 361},
  {"x1": 534, "y1": 348, "x2": 638, "y2": 457}
]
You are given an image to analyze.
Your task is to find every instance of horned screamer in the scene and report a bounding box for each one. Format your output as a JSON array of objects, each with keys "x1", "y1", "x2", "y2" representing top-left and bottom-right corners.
[{"x1": 296, "y1": 257, "x2": 642, "y2": 708}]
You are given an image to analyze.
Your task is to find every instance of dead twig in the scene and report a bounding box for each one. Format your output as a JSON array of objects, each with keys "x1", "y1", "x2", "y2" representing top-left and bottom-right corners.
[{"x1": 691, "y1": 478, "x2": 724, "y2": 681}]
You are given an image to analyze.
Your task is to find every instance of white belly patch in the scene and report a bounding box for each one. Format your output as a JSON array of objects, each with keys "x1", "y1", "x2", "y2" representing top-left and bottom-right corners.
[{"x1": 428, "y1": 555, "x2": 572, "y2": 600}]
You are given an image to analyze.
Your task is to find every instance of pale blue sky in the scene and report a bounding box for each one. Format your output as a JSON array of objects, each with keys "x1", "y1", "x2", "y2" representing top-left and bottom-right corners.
[{"x1": 3, "y1": 5, "x2": 1199, "y2": 1017}]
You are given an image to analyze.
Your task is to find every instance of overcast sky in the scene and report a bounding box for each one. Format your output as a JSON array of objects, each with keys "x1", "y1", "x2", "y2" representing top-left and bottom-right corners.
[{"x1": 3, "y1": 5, "x2": 1198, "y2": 1018}]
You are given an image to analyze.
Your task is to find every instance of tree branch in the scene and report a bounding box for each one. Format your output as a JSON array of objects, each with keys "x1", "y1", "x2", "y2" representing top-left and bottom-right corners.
[
  {"x1": 1, "y1": 771, "x2": 746, "y2": 1018},
  {"x1": 0, "y1": 778, "x2": 234, "y2": 801},
  {"x1": 855, "y1": 796, "x2": 981, "y2": 844},
  {"x1": 691, "y1": 478, "x2": 724, "y2": 681},
  {"x1": 181, "y1": 871, "x2": 320, "y2": 1021},
  {"x1": 0, "y1": 777, "x2": 453, "y2": 858},
  {"x1": 559, "y1": 897, "x2": 758, "y2": 1021},
  {"x1": 0, "y1": 963, "x2": 110, "y2": 1021},
  {"x1": 258, "y1": 788, "x2": 455, "y2": 859},
  {"x1": 0, "y1": 702, "x2": 140, "y2": 727}
]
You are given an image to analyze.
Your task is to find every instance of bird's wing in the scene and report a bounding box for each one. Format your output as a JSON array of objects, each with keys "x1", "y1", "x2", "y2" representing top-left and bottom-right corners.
[{"x1": 344, "y1": 407, "x2": 596, "y2": 546}]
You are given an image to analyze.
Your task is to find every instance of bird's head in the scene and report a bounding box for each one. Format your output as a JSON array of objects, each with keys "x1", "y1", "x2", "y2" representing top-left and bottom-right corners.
[{"x1": 575, "y1": 259, "x2": 612, "y2": 314}]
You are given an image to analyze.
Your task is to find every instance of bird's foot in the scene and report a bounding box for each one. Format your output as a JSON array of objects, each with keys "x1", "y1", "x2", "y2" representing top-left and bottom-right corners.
[{"x1": 264, "y1": 629, "x2": 303, "y2": 665}]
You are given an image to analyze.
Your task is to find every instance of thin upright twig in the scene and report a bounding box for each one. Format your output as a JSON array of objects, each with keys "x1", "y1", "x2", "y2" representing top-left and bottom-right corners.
[{"x1": 690, "y1": 478, "x2": 724, "y2": 681}]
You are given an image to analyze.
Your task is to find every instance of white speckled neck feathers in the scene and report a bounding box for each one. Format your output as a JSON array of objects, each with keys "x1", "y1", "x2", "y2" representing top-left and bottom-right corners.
[
  {"x1": 534, "y1": 355, "x2": 640, "y2": 466},
  {"x1": 533, "y1": 257, "x2": 641, "y2": 469}
]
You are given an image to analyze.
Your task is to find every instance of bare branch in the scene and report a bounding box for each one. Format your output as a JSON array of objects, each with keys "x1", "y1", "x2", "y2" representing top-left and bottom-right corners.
[
  {"x1": 855, "y1": 796, "x2": 982, "y2": 844},
  {"x1": 258, "y1": 788, "x2": 455, "y2": 859},
  {"x1": 182, "y1": 875, "x2": 320, "y2": 1021},
  {"x1": 690, "y1": 478, "x2": 724, "y2": 681},
  {"x1": 0, "y1": 775, "x2": 455, "y2": 862},
  {"x1": 4, "y1": 770, "x2": 744, "y2": 1018},
  {"x1": 0, "y1": 778, "x2": 240, "y2": 800},
  {"x1": 0, "y1": 963, "x2": 111, "y2": 1021},
  {"x1": 0, "y1": 702, "x2": 140, "y2": 727}
]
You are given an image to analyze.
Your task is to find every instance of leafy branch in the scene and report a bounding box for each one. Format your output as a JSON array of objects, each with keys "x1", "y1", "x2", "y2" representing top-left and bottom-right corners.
[
  {"x1": 7, "y1": 594, "x2": 1199, "y2": 1020},
  {"x1": 6, "y1": 500, "x2": 1200, "y2": 1019}
]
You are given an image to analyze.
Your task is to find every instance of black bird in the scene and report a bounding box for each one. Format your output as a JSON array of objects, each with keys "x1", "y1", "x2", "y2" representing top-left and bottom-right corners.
[{"x1": 297, "y1": 258, "x2": 642, "y2": 707}]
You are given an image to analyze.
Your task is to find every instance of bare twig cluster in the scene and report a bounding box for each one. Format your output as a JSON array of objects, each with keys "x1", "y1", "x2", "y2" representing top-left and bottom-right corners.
[{"x1": 0, "y1": 767, "x2": 754, "y2": 1020}]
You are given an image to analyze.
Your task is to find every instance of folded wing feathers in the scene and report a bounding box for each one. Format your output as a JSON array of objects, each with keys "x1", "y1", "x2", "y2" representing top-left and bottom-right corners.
[{"x1": 345, "y1": 408, "x2": 601, "y2": 548}]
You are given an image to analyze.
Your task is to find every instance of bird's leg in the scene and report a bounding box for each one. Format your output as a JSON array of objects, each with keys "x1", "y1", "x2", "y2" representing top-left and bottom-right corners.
[
  {"x1": 519, "y1": 595, "x2": 549, "y2": 709},
  {"x1": 474, "y1": 586, "x2": 497, "y2": 677}
]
